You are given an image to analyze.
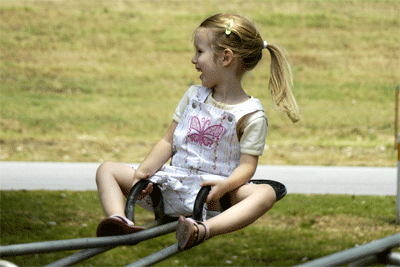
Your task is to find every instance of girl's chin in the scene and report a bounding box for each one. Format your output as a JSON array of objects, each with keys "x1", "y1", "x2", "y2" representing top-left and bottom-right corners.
[
  {"x1": 201, "y1": 81, "x2": 210, "y2": 88},
  {"x1": 200, "y1": 78, "x2": 211, "y2": 88}
]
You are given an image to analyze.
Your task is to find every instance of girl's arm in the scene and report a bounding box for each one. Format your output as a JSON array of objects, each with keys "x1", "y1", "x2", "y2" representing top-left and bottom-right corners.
[
  {"x1": 133, "y1": 120, "x2": 178, "y2": 181},
  {"x1": 201, "y1": 153, "x2": 258, "y2": 203}
]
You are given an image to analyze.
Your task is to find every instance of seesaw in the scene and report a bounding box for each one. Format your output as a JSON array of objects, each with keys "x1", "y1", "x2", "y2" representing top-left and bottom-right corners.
[{"x1": 0, "y1": 179, "x2": 286, "y2": 266}]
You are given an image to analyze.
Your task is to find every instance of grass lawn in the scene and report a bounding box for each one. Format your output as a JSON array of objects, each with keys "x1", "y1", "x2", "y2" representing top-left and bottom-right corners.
[
  {"x1": 0, "y1": 0, "x2": 399, "y2": 166},
  {"x1": 1, "y1": 190, "x2": 399, "y2": 266}
]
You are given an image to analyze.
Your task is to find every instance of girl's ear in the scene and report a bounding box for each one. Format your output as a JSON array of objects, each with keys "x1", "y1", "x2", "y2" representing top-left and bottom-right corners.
[{"x1": 221, "y1": 49, "x2": 234, "y2": 67}]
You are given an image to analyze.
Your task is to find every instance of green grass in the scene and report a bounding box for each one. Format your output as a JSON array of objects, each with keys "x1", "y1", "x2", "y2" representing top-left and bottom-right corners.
[
  {"x1": 1, "y1": 190, "x2": 399, "y2": 266},
  {"x1": 0, "y1": 0, "x2": 399, "y2": 166}
]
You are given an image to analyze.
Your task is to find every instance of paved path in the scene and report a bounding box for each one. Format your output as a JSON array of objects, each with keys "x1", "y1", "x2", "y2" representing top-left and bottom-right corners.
[{"x1": 0, "y1": 162, "x2": 397, "y2": 195}]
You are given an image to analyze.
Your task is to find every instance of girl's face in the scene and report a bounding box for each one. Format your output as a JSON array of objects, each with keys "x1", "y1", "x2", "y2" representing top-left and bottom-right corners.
[{"x1": 191, "y1": 28, "x2": 223, "y2": 89}]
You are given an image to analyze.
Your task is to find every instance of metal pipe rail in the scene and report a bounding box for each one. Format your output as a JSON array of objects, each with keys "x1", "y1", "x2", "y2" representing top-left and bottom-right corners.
[
  {"x1": 44, "y1": 247, "x2": 114, "y2": 267},
  {"x1": 0, "y1": 221, "x2": 177, "y2": 257},
  {"x1": 126, "y1": 243, "x2": 181, "y2": 267},
  {"x1": 295, "y1": 233, "x2": 400, "y2": 267}
]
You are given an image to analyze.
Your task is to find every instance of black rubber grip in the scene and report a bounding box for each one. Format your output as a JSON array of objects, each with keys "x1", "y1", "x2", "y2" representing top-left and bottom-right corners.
[{"x1": 125, "y1": 180, "x2": 165, "y2": 223}]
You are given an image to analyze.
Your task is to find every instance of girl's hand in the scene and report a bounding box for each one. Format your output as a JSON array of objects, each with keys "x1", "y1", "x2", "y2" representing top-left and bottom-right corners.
[
  {"x1": 201, "y1": 180, "x2": 230, "y2": 204},
  {"x1": 133, "y1": 171, "x2": 153, "y2": 200}
]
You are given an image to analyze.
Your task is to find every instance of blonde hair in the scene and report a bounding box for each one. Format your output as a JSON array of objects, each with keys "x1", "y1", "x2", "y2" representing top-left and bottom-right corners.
[{"x1": 198, "y1": 13, "x2": 300, "y2": 123}]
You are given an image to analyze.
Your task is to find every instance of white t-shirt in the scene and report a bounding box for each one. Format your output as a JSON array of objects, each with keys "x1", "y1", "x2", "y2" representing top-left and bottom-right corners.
[{"x1": 173, "y1": 86, "x2": 268, "y2": 156}]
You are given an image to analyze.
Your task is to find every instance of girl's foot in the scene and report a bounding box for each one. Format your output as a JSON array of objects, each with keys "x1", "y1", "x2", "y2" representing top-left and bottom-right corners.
[
  {"x1": 176, "y1": 216, "x2": 210, "y2": 250},
  {"x1": 96, "y1": 215, "x2": 145, "y2": 237}
]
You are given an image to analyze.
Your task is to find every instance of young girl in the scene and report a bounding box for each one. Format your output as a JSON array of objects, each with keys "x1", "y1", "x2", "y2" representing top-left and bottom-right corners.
[{"x1": 95, "y1": 13, "x2": 299, "y2": 249}]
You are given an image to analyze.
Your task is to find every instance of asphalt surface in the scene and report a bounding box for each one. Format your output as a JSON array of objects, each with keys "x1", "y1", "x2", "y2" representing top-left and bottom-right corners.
[{"x1": 0, "y1": 162, "x2": 397, "y2": 195}]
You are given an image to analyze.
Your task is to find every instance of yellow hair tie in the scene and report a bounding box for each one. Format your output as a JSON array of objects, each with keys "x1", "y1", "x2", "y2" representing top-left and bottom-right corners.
[{"x1": 225, "y1": 19, "x2": 233, "y2": 35}]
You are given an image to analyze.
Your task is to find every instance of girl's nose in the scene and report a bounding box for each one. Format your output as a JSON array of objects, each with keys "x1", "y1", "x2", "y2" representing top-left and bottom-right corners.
[{"x1": 191, "y1": 56, "x2": 197, "y2": 65}]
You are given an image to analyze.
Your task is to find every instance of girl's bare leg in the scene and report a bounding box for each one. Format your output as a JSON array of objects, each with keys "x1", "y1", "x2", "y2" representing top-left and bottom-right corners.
[
  {"x1": 205, "y1": 184, "x2": 276, "y2": 238},
  {"x1": 95, "y1": 161, "x2": 137, "y2": 217}
]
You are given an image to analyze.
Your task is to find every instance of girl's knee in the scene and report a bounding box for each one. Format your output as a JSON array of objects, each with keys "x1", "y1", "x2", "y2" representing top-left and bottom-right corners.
[
  {"x1": 231, "y1": 183, "x2": 276, "y2": 208},
  {"x1": 243, "y1": 184, "x2": 276, "y2": 211},
  {"x1": 256, "y1": 184, "x2": 276, "y2": 210},
  {"x1": 96, "y1": 161, "x2": 115, "y2": 182}
]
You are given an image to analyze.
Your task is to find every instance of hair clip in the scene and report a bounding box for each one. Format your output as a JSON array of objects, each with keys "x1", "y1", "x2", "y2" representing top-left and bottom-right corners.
[{"x1": 225, "y1": 19, "x2": 233, "y2": 35}]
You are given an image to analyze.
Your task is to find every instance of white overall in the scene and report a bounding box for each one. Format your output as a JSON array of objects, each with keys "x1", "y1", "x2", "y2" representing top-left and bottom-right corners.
[{"x1": 137, "y1": 86, "x2": 265, "y2": 216}]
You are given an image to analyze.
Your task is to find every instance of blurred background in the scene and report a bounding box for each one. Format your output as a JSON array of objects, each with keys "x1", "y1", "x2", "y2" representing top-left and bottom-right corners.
[{"x1": 1, "y1": 0, "x2": 399, "y2": 166}]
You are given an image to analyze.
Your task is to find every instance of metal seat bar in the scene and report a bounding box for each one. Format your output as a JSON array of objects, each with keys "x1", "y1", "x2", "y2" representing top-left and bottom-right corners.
[
  {"x1": 125, "y1": 243, "x2": 180, "y2": 267},
  {"x1": 0, "y1": 221, "x2": 177, "y2": 257},
  {"x1": 42, "y1": 220, "x2": 167, "y2": 267},
  {"x1": 44, "y1": 247, "x2": 113, "y2": 267}
]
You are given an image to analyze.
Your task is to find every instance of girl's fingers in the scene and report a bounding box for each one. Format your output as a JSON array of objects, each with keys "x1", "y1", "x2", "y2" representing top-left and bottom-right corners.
[
  {"x1": 138, "y1": 183, "x2": 153, "y2": 200},
  {"x1": 201, "y1": 180, "x2": 216, "y2": 187},
  {"x1": 143, "y1": 183, "x2": 153, "y2": 193}
]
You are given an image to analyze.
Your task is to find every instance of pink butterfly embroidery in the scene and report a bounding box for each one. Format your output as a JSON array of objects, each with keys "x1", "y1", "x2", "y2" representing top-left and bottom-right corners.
[{"x1": 188, "y1": 116, "x2": 226, "y2": 147}]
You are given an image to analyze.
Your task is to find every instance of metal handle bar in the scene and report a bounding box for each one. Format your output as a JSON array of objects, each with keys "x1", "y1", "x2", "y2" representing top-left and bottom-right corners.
[
  {"x1": 192, "y1": 185, "x2": 211, "y2": 221},
  {"x1": 125, "y1": 179, "x2": 165, "y2": 224},
  {"x1": 127, "y1": 180, "x2": 209, "y2": 222},
  {"x1": 126, "y1": 180, "x2": 231, "y2": 222}
]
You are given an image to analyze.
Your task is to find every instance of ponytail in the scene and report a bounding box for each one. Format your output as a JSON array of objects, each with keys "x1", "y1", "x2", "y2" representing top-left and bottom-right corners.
[{"x1": 267, "y1": 44, "x2": 300, "y2": 123}]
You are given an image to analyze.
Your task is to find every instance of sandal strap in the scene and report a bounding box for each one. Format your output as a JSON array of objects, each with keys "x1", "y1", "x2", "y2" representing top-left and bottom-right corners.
[
  {"x1": 196, "y1": 221, "x2": 210, "y2": 242},
  {"x1": 186, "y1": 218, "x2": 209, "y2": 244},
  {"x1": 110, "y1": 215, "x2": 134, "y2": 226}
]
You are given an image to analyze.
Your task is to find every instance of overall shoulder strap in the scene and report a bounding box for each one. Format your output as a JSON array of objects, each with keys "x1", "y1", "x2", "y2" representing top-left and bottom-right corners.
[{"x1": 192, "y1": 86, "x2": 212, "y2": 103}]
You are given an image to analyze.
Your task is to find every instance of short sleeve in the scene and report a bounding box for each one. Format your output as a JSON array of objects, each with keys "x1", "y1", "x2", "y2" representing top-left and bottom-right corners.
[
  {"x1": 239, "y1": 112, "x2": 268, "y2": 156},
  {"x1": 172, "y1": 85, "x2": 200, "y2": 123}
]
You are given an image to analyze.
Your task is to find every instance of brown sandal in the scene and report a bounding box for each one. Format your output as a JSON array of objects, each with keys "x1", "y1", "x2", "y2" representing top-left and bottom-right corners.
[
  {"x1": 176, "y1": 216, "x2": 210, "y2": 250},
  {"x1": 96, "y1": 215, "x2": 145, "y2": 237}
]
